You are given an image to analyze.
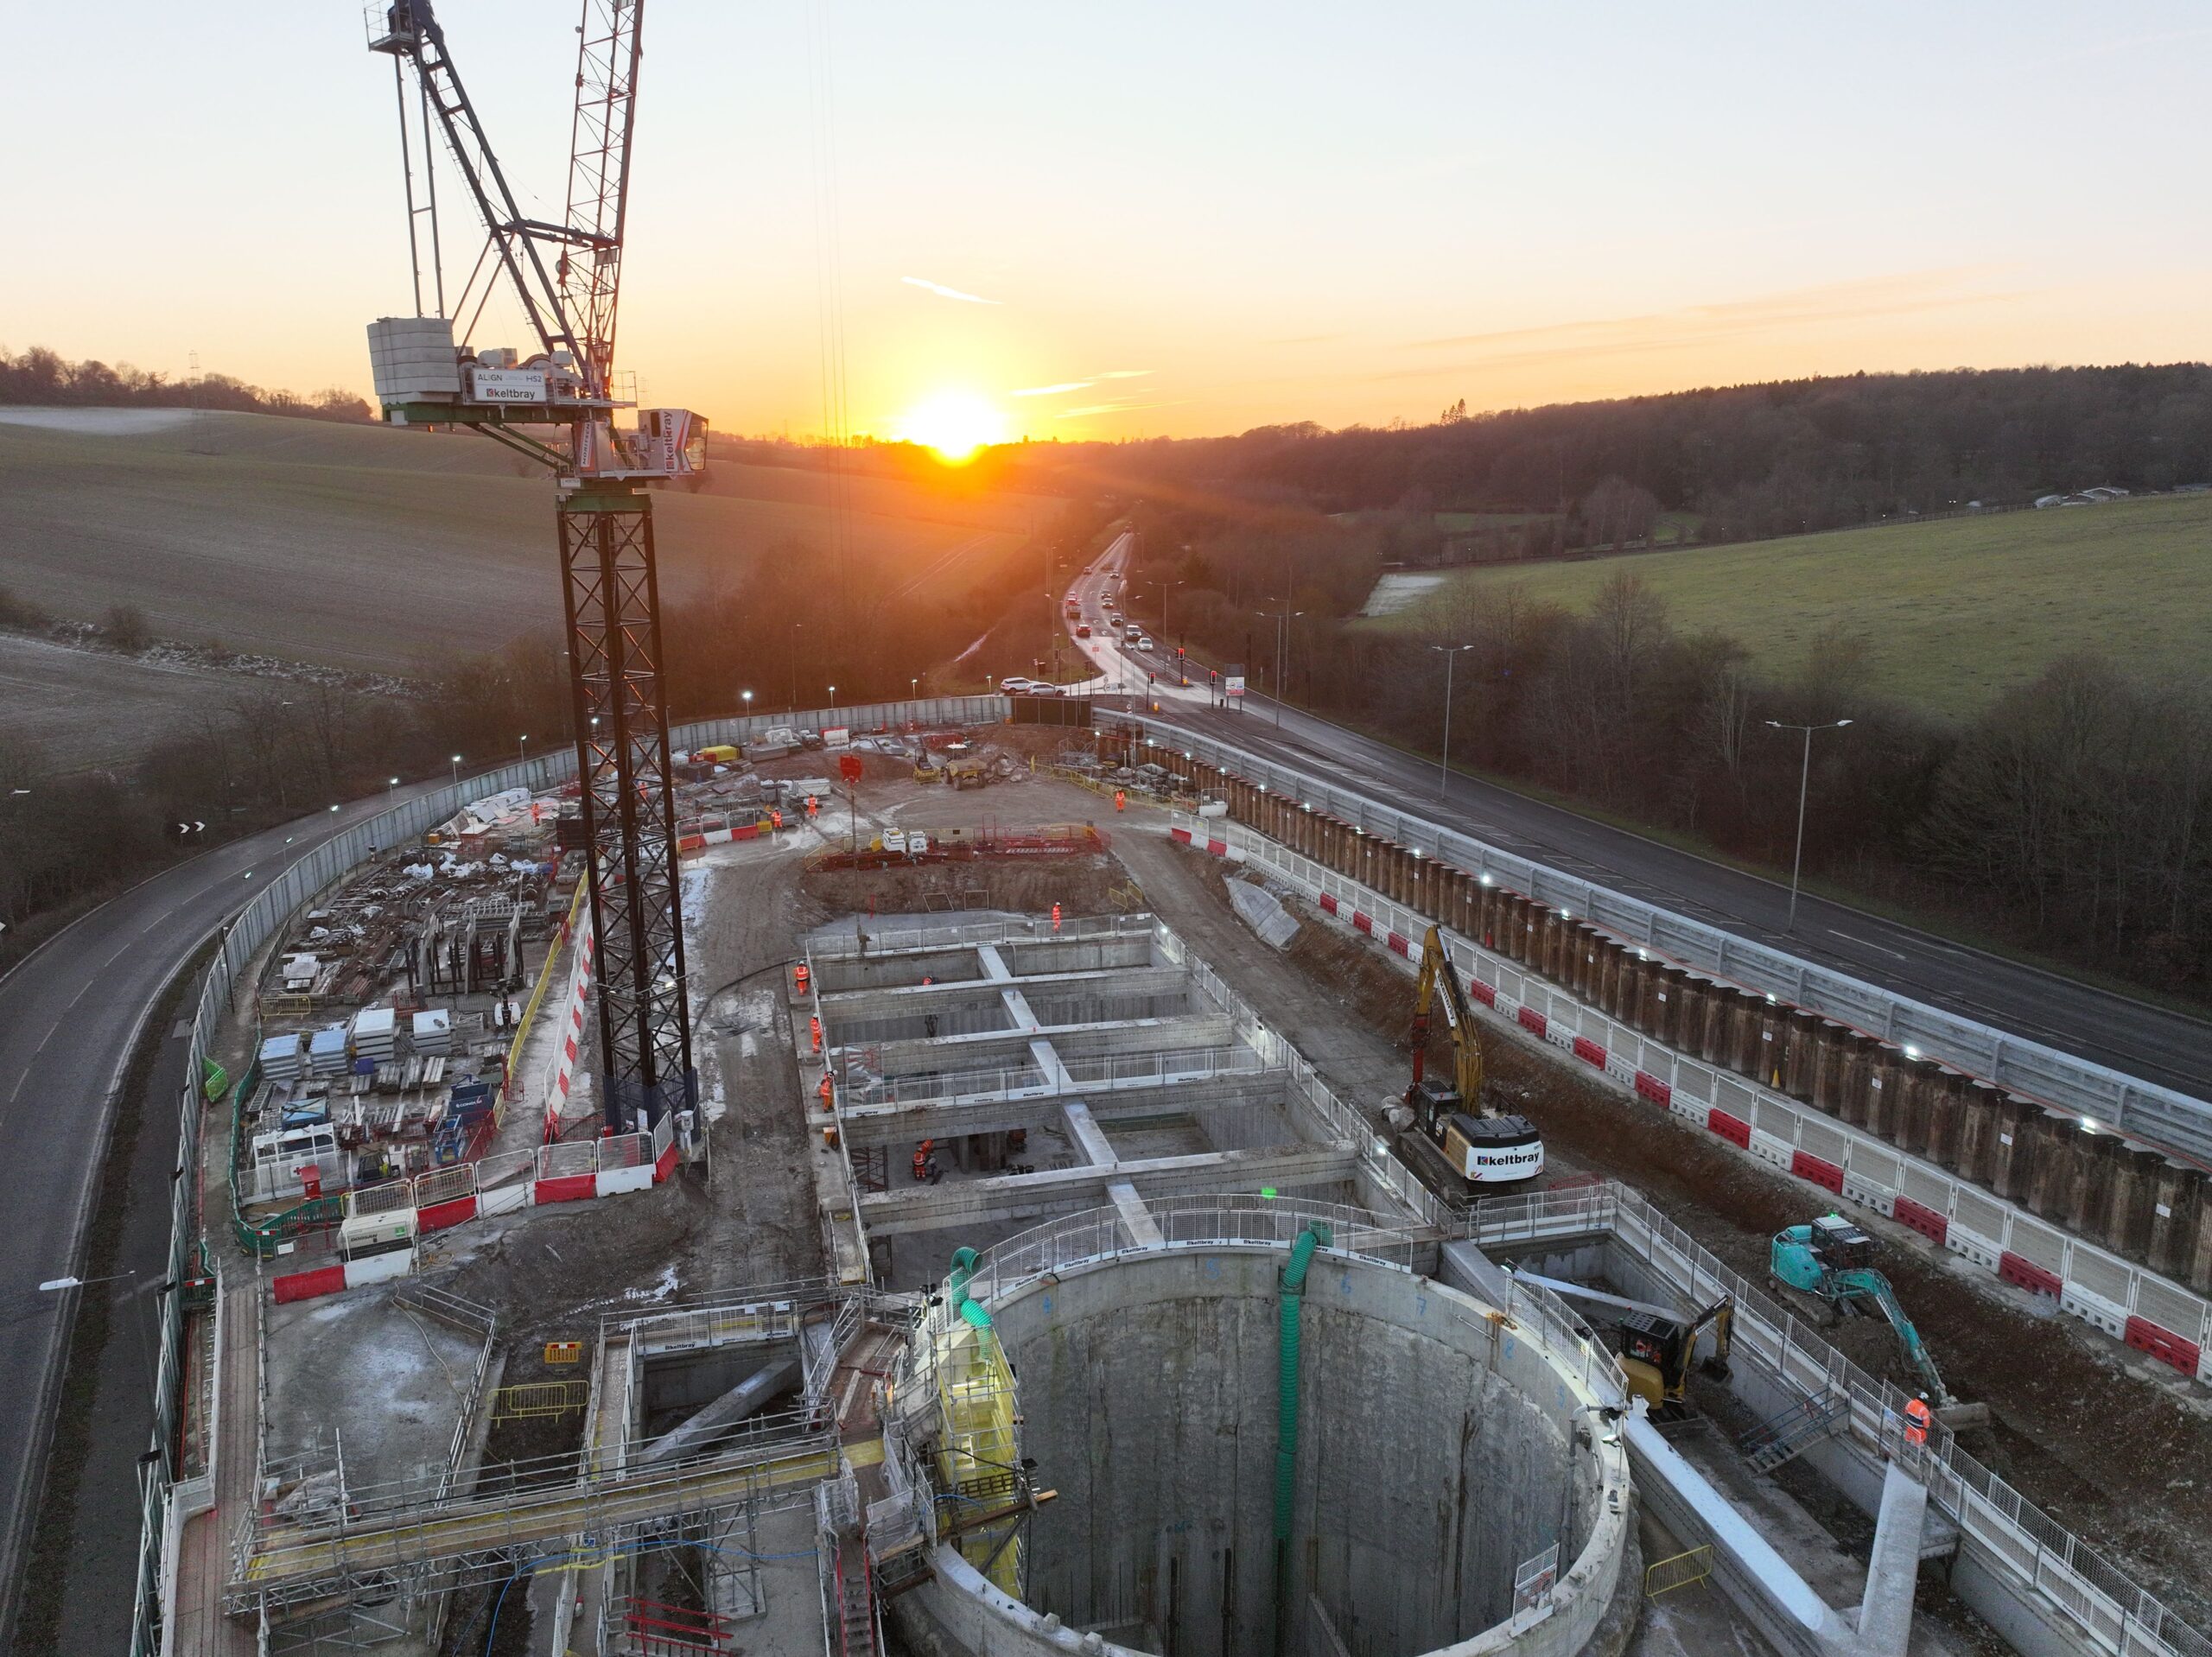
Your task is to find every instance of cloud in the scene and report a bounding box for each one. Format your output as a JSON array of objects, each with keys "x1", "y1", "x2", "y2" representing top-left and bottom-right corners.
[
  {"x1": 1389, "y1": 269, "x2": 2026, "y2": 380},
  {"x1": 1096, "y1": 369, "x2": 1154, "y2": 380},
  {"x1": 901, "y1": 276, "x2": 1001, "y2": 306},
  {"x1": 1010, "y1": 381, "x2": 1094, "y2": 397}
]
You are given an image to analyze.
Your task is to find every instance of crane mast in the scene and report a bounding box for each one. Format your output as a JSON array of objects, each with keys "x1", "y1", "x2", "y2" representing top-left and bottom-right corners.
[{"x1": 365, "y1": 0, "x2": 701, "y2": 1136}]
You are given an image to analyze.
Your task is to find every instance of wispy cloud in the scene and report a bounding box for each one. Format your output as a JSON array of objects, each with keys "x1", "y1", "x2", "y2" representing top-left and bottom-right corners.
[
  {"x1": 1062, "y1": 398, "x2": 1185, "y2": 419},
  {"x1": 1096, "y1": 369, "x2": 1154, "y2": 380},
  {"x1": 1390, "y1": 269, "x2": 2024, "y2": 380},
  {"x1": 901, "y1": 276, "x2": 1001, "y2": 305},
  {"x1": 1011, "y1": 381, "x2": 1094, "y2": 397}
]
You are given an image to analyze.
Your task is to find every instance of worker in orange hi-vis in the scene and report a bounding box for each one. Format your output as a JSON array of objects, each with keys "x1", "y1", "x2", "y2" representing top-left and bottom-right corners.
[
  {"x1": 772, "y1": 808, "x2": 784, "y2": 829},
  {"x1": 817, "y1": 1074, "x2": 834, "y2": 1111},
  {"x1": 1052, "y1": 901, "x2": 1062, "y2": 935},
  {"x1": 805, "y1": 794, "x2": 819, "y2": 818},
  {"x1": 794, "y1": 962, "x2": 810, "y2": 994},
  {"x1": 810, "y1": 1015, "x2": 823, "y2": 1052},
  {"x1": 1114, "y1": 789, "x2": 1126, "y2": 811},
  {"x1": 1903, "y1": 1393, "x2": 1932, "y2": 1450}
]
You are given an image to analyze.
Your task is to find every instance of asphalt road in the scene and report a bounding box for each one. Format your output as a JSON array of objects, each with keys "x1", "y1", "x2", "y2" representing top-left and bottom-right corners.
[
  {"x1": 0, "y1": 784, "x2": 434, "y2": 1650},
  {"x1": 1063, "y1": 541, "x2": 2212, "y2": 1106}
]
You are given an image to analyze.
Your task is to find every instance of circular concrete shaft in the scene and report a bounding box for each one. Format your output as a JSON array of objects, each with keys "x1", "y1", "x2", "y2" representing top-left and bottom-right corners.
[{"x1": 905, "y1": 1242, "x2": 1632, "y2": 1657}]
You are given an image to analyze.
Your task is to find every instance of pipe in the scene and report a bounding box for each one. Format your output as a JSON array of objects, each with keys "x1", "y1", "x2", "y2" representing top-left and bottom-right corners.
[
  {"x1": 1274, "y1": 1222, "x2": 1331, "y2": 1655},
  {"x1": 948, "y1": 1245, "x2": 994, "y2": 1331}
]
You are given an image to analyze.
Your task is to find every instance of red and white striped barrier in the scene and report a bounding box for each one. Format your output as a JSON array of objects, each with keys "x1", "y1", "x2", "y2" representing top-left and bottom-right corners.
[
  {"x1": 270, "y1": 1113, "x2": 678, "y2": 1306},
  {"x1": 542, "y1": 907, "x2": 598, "y2": 1139}
]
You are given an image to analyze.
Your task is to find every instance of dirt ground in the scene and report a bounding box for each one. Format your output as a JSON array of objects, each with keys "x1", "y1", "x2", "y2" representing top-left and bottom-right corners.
[{"x1": 1134, "y1": 834, "x2": 2212, "y2": 1639}]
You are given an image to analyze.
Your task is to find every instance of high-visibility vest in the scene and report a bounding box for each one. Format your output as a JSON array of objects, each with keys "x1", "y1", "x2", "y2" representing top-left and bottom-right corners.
[{"x1": 1904, "y1": 1397, "x2": 1932, "y2": 1444}]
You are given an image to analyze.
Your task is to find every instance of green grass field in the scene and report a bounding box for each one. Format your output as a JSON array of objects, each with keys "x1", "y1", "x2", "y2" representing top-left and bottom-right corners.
[
  {"x1": 1373, "y1": 494, "x2": 2212, "y2": 719},
  {"x1": 0, "y1": 409, "x2": 1033, "y2": 676}
]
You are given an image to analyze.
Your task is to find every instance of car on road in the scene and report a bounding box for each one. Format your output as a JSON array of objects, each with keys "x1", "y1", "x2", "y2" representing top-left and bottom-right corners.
[{"x1": 1135, "y1": 634, "x2": 1154, "y2": 651}]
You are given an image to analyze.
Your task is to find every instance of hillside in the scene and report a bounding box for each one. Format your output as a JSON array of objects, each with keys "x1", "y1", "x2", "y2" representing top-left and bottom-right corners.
[
  {"x1": 0, "y1": 409, "x2": 1036, "y2": 676},
  {"x1": 1370, "y1": 493, "x2": 2212, "y2": 719}
]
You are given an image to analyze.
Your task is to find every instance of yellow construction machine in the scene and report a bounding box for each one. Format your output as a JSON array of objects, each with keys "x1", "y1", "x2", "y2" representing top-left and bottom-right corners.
[
  {"x1": 1513, "y1": 1270, "x2": 1736, "y2": 1410},
  {"x1": 1394, "y1": 925, "x2": 1544, "y2": 1195}
]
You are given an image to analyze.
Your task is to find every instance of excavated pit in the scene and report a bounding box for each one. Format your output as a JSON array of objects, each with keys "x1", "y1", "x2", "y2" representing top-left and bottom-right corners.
[{"x1": 908, "y1": 1245, "x2": 1633, "y2": 1657}]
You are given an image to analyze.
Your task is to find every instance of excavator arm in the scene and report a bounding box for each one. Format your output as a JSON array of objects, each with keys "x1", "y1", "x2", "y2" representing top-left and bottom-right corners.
[{"x1": 1410, "y1": 925, "x2": 1484, "y2": 1111}]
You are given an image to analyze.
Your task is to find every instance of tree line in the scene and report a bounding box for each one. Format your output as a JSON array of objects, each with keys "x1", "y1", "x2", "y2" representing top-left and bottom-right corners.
[
  {"x1": 1018, "y1": 364, "x2": 2212, "y2": 551},
  {"x1": 1121, "y1": 511, "x2": 2212, "y2": 999},
  {"x1": 0, "y1": 345, "x2": 372, "y2": 423}
]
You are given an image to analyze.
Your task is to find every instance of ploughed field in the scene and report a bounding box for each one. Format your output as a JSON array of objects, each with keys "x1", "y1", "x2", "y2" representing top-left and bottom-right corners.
[{"x1": 0, "y1": 408, "x2": 1031, "y2": 676}]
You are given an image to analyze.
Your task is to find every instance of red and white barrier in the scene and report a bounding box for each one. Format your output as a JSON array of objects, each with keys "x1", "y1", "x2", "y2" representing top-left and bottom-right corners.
[
  {"x1": 541, "y1": 908, "x2": 598, "y2": 1139},
  {"x1": 270, "y1": 1112, "x2": 681, "y2": 1306}
]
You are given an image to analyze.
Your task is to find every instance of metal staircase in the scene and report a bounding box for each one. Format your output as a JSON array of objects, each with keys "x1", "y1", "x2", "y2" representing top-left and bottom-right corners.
[{"x1": 1739, "y1": 1387, "x2": 1848, "y2": 1475}]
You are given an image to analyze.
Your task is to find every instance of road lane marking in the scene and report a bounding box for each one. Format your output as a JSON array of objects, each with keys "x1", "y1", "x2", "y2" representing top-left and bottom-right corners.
[{"x1": 1828, "y1": 929, "x2": 1909, "y2": 962}]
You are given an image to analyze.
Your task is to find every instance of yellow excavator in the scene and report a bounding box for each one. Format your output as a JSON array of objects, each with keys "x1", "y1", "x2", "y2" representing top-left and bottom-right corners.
[
  {"x1": 1511, "y1": 1270, "x2": 1736, "y2": 1410},
  {"x1": 1392, "y1": 925, "x2": 1544, "y2": 1196}
]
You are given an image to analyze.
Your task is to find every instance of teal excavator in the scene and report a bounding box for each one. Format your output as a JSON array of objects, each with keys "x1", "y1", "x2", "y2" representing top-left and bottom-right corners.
[{"x1": 1770, "y1": 1215, "x2": 1986, "y2": 1427}]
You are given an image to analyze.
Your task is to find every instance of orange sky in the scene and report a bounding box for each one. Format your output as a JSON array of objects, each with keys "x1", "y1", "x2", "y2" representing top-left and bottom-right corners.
[{"x1": 10, "y1": 3, "x2": 2212, "y2": 443}]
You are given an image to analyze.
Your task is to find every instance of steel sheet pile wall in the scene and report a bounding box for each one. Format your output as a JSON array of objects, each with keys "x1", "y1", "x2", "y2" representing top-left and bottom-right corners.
[
  {"x1": 1110, "y1": 719, "x2": 2211, "y2": 1165},
  {"x1": 128, "y1": 695, "x2": 1003, "y2": 1655},
  {"x1": 1103, "y1": 726, "x2": 2212, "y2": 1320}
]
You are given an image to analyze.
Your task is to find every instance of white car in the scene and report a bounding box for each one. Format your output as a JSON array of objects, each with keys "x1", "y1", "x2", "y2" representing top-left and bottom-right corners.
[{"x1": 1135, "y1": 634, "x2": 1154, "y2": 651}]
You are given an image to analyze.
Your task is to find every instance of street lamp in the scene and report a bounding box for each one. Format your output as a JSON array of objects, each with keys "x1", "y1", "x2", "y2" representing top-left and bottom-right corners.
[
  {"x1": 828, "y1": 683, "x2": 837, "y2": 710},
  {"x1": 788, "y1": 621, "x2": 804, "y2": 709},
  {"x1": 1427, "y1": 643, "x2": 1476, "y2": 797},
  {"x1": 1764, "y1": 717, "x2": 1854, "y2": 932},
  {"x1": 449, "y1": 753, "x2": 462, "y2": 789},
  {"x1": 741, "y1": 689, "x2": 754, "y2": 718},
  {"x1": 1144, "y1": 579, "x2": 1184, "y2": 638},
  {"x1": 1255, "y1": 603, "x2": 1304, "y2": 727},
  {"x1": 518, "y1": 733, "x2": 529, "y2": 773},
  {"x1": 386, "y1": 776, "x2": 399, "y2": 805}
]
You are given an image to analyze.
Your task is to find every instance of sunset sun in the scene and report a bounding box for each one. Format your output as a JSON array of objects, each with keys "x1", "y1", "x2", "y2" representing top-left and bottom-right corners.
[{"x1": 895, "y1": 388, "x2": 1007, "y2": 463}]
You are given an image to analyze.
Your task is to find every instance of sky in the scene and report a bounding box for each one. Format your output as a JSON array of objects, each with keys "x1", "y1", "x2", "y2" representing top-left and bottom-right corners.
[{"x1": 10, "y1": 2, "x2": 2212, "y2": 445}]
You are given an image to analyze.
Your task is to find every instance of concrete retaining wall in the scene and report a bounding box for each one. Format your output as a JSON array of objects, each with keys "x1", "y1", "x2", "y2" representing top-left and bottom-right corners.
[{"x1": 906, "y1": 1248, "x2": 1629, "y2": 1657}]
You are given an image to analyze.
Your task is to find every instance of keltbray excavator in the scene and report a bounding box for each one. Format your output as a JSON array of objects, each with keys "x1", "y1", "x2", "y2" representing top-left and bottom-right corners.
[
  {"x1": 1387, "y1": 925, "x2": 1544, "y2": 1201},
  {"x1": 1770, "y1": 1214, "x2": 1988, "y2": 1429},
  {"x1": 1510, "y1": 1270, "x2": 1734, "y2": 1413}
]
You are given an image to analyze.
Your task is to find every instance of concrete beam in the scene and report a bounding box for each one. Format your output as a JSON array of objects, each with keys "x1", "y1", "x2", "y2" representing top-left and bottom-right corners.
[
  {"x1": 867, "y1": 1015, "x2": 1237, "y2": 1078},
  {"x1": 855, "y1": 1143, "x2": 1358, "y2": 1237},
  {"x1": 633, "y1": 1357, "x2": 799, "y2": 1468},
  {"x1": 837, "y1": 1071, "x2": 1292, "y2": 1149},
  {"x1": 820, "y1": 965, "x2": 1186, "y2": 1019},
  {"x1": 1855, "y1": 1463, "x2": 1927, "y2": 1657},
  {"x1": 1061, "y1": 1101, "x2": 1118, "y2": 1168}
]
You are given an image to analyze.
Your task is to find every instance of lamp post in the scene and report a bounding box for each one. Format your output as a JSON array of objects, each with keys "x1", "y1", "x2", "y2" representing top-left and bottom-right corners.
[
  {"x1": 518, "y1": 733, "x2": 529, "y2": 774},
  {"x1": 1427, "y1": 643, "x2": 1476, "y2": 797},
  {"x1": 741, "y1": 689, "x2": 753, "y2": 721},
  {"x1": 1145, "y1": 580, "x2": 1183, "y2": 639},
  {"x1": 1764, "y1": 717, "x2": 1853, "y2": 932},
  {"x1": 788, "y1": 622, "x2": 804, "y2": 710},
  {"x1": 449, "y1": 753, "x2": 462, "y2": 789},
  {"x1": 828, "y1": 683, "x2": 837, "y2": 712},
  {"x1": 1255, "y1": 603, "x2": 1303, "y2": 728},
  {"x1": 386, "y1": 776, "x2": 399, "y2": 807}
]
